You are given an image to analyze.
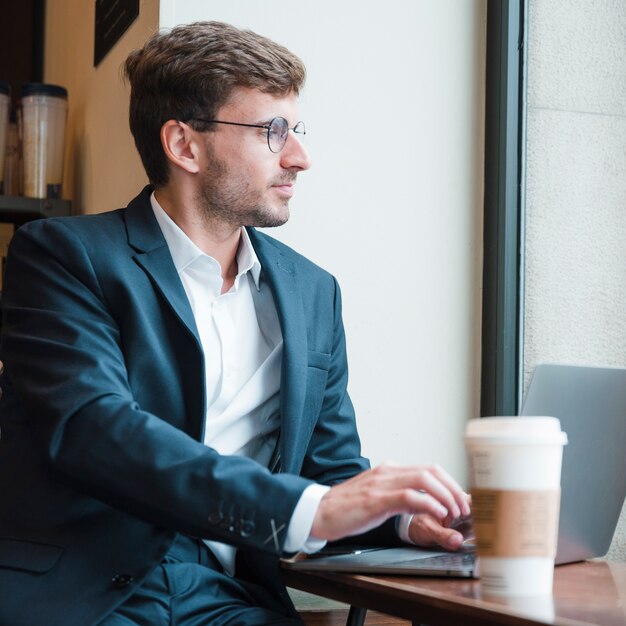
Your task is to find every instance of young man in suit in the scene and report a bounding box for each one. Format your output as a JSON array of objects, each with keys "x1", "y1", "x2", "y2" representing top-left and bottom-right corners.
[{"x1": 0, "y1": 21, "x2": 470, "y2": 626}]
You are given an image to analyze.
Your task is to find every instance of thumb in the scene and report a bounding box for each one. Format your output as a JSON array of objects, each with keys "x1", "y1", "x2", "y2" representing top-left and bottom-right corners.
[
  {"x1": 409, "y1": 514, "x2": 464, "y2": 550},
  {"x1": 437, "y1": 527, "x2": 464, "y2": 550}
]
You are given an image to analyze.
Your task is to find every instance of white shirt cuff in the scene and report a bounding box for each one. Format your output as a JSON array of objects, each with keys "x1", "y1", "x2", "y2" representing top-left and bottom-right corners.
[
  {"x1": 396, "y1": 513, "x2": 416, "y2": 544},
  {"x1": 283, "y1": 483, "x2": 330, "y2": 554}
]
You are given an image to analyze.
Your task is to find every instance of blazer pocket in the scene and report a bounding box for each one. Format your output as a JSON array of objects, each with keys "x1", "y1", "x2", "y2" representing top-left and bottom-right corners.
[
  {"x1": 0, "y1": 538, "x2": 64, "y2": 573},
  {"x1": 307, "y1": 350, "x2": 331, "y2": 371}
]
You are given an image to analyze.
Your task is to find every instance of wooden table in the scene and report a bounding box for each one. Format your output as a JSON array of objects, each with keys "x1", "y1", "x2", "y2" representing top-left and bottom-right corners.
[{"x1": 283, "y1": 560, "x2": 626, "y2": 625}]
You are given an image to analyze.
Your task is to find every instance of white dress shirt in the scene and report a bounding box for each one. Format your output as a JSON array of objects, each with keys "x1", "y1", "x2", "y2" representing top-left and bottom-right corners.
[{"x1": 150, "y1": 194, "x2": 327, "y2": 574}]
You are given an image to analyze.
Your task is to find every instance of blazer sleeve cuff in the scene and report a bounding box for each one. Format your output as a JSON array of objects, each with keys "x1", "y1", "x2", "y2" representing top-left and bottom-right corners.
[{"x1": 283, "y1": 483, "x2": 330, "y2": 553}]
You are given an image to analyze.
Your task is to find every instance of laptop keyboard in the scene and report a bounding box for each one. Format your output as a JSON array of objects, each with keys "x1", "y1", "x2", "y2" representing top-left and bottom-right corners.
[{"x1": 395, "y1": 552, "x2": 475, "y2": 569}]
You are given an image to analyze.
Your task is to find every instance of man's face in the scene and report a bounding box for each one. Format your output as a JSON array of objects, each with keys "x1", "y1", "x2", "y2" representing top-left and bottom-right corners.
[{"x1": 196, "y1": 87, "x2": 311, "y2": 228}]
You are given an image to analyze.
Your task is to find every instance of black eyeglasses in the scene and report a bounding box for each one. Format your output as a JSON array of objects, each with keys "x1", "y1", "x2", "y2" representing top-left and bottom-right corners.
[{"x1": 187, "y1": 116, "x2": 305, "y2": 153}]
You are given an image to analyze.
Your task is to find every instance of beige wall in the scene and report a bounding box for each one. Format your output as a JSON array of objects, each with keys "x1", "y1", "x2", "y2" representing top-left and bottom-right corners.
[{"x1": 44, "y1": 0, "x2": 159, "y2": 213}]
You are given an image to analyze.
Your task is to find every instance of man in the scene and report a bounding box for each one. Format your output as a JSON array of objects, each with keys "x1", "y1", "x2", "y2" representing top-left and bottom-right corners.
[{"x1": 0, "y1": 21, "x2": 470, "y2": 626}]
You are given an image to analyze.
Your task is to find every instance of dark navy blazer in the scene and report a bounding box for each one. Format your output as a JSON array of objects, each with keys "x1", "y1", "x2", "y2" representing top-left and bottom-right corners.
[{"x1": 0, "y1": 187, "x2": 398, "y2": 626}]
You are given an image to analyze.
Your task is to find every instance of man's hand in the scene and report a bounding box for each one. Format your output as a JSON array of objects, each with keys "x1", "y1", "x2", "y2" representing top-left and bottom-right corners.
[{"x1": 310, "y1": 463, "x2": 471, "y2": 542}]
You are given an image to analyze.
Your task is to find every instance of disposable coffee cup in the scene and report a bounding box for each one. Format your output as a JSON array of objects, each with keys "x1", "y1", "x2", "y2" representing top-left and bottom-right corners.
[
  {"x1": 21, "y1": 83, "x2": 68, "y2": 199},
  {"x1": 0, "y1": 81, "x2": 10, "y2": 195},
  {"x1": 465, "y1": 417, "x2": 567, "y2": 596}
]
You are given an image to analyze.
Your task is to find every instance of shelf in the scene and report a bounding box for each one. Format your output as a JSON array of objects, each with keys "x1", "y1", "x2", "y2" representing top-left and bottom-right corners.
[{"x1": 0, "y1": 195, "x2": 72, "y2": 224}]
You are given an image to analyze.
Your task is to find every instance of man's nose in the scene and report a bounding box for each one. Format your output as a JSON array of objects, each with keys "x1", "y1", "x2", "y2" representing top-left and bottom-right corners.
[{"x1": 280, "y1": 131, "x2": 312, "y2": 171}]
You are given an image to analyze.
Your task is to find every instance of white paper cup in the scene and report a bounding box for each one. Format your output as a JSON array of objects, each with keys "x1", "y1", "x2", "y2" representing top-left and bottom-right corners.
[
  {"x1": 0, "y1": 81, "x2": 10, "y2": 194},
  {"x1": 21, "y1": 83, "x2": 68, "y2": 199},
  {"x1": 465, "y1": 417, "x2": 567, "y2": 596}
]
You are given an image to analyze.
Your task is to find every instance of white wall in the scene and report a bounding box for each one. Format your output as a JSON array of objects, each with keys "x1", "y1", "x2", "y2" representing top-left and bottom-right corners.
[
  {"x1": 161, "y1": 0, "x2": 486, "y2": 482},
  {"x1": 524, "y1": 1, "x2": 626, "y2": 560}
]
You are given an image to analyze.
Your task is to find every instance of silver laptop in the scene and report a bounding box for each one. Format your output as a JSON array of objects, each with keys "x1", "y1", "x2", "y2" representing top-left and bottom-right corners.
[
  {"x1": 284, "y1": 364, "x2": 626, "y2": 577},
  {"x1": 521, "y1": 363, "x2": 626, "y2": 564}
]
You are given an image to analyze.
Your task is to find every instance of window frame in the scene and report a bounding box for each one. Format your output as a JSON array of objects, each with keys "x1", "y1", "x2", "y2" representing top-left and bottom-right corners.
[{"x1": 480, "y1": 0, "x2": 526, "y2": 417}]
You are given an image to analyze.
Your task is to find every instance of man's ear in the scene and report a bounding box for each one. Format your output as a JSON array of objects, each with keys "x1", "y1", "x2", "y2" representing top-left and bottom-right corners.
[{"x1": 160, "y1": 120, "x2": 201, "y2": 174}]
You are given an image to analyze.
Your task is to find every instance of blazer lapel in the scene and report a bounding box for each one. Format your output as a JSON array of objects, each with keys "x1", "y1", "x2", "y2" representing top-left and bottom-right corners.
[
  {"x1": 247, "y1": 229, "x2": 309, "y2": 474},
  {"x1": 124, "y1": 188, "x2": 200, "y2": 344}
]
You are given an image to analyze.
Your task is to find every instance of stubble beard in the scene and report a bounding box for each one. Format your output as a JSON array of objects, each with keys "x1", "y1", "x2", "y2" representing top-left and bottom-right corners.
[{"x1": 196, "y1": 151, "x2": 292, "y2": 229}]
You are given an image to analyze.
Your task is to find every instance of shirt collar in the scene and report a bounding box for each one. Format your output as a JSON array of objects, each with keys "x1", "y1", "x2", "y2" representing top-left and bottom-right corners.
[{"x1": 149, "y1": 192, "x2": 262, "y2": 290}]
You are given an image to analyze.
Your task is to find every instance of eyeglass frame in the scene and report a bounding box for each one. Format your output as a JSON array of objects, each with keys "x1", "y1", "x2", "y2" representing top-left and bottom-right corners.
[{"x1": 185, "y1": 116, "x2": 306, "y2": 154}]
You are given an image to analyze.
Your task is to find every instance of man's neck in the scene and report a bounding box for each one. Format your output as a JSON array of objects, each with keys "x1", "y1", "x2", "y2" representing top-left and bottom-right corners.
[{"x1": 154, "y1": 187, "x2": 240, "y2": 294}]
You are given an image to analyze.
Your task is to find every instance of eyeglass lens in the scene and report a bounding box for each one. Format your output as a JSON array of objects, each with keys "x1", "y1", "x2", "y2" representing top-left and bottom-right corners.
[
  {"x1": 268, "y1": 118, "x2": 289, "y2": 153},
  {"x1": 267, "y1": 118, "x2": 305, "y2": 153}
]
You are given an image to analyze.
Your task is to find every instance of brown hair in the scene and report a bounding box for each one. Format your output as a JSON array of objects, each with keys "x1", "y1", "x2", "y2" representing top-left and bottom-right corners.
[{"x1": 123, "y1": 21, "x2": 306, "y2": 187}]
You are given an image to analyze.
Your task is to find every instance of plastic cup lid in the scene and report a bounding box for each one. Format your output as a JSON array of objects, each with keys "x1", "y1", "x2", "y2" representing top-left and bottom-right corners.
[
  {"x1": 21, "y1": 83, "x2": 68, "y2": 99},
  {"x1": 465, "y1": 416, "x2": 567, "y2": 445}
]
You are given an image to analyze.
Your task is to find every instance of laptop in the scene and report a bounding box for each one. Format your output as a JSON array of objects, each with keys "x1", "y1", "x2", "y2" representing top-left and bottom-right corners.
[
  {"x1": 521, "y1": 364, "x2": 626, "y2": 564},
  {"x1": 283, "y1": 364, "x2": 626, "y2": 577}
]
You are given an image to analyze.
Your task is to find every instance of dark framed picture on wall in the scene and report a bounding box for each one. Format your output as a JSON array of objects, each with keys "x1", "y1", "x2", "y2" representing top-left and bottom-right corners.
[{"x1": 94, "y1": 0, "x2": 140, "y2": 66}]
